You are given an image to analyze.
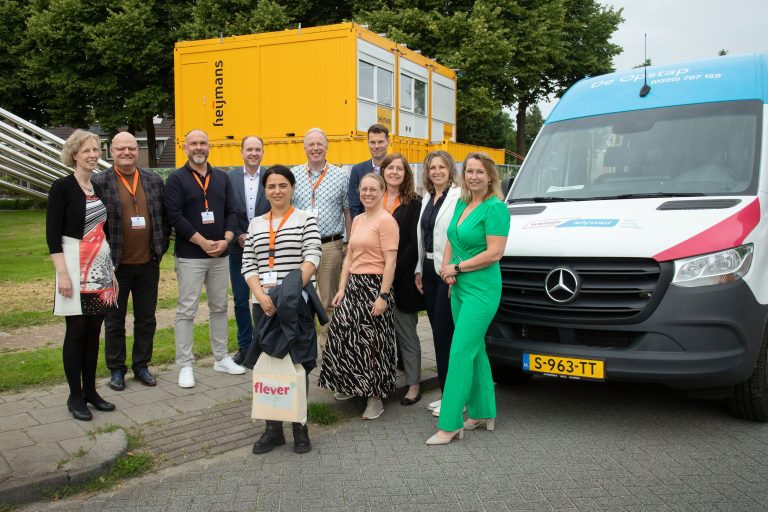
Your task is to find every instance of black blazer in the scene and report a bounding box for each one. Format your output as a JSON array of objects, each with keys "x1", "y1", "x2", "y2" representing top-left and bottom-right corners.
[
  {"x1": 347, "y1": 159, "x2": 375, "y2": 219},
  {"x1": 392, "y1": 197, "x2": 425, "y2": 313},
  {"x1": 243, "y1": 269, "x2": 329, "y2": 369},
  {"x1": 46, "y1": 173, "x2": 108, "y2": 254},
  {"x1": 227, "y1": 166, "x2": 270, "y2": 254}
]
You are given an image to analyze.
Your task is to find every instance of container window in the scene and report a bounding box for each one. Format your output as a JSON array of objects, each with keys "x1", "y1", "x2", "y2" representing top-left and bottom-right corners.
[
  {"x1": 377, "y1": 68, "x2": 393, "y2": 107},
  {"x1": 414, "y1": 79, "x2": 426, "y2": 115},
  {"x1": 401, "y1": 75, "x2": 414, "y2": 111},
  {"x1": 358, "y1": 60, "x2": 375, "y2": 101}
]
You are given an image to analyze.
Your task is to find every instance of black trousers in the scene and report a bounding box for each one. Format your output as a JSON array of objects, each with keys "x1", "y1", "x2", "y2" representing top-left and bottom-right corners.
[
  {"x1": 104, "y1": 259, "x2": 160, "y2": 374},
  {"x1": 63, "y1": 314, "x2": 104, "y2": 400},
  {"x1": 422, "y1": 257, "x2": 455, "y2": 391}
]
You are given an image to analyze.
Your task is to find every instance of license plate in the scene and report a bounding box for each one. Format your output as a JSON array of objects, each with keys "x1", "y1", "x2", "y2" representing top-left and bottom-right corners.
[{"x1": 522, "y1": 353, "x2": 604, "y2": 381}]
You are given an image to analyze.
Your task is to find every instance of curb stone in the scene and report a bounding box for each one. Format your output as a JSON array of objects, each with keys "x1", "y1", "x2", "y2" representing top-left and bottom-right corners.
[{"x1": 0, "y1": 429, "x2": 127, "y2": 505}]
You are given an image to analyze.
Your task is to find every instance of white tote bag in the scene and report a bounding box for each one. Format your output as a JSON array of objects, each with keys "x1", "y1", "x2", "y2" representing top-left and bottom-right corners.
[{"x1": 251, "y1": 352, "x2": 307, "y2": 424}]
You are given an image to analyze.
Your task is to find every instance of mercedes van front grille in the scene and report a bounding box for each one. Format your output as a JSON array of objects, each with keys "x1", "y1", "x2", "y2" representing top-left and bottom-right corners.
[{"x1": 498, "y1": 257, "x2": 672, "y2": 324}]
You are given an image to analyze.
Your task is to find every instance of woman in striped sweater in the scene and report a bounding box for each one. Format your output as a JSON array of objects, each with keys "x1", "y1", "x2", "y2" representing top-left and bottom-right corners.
[{"x1": 241, "y1": 165, "x2": 322, "y2": 454}]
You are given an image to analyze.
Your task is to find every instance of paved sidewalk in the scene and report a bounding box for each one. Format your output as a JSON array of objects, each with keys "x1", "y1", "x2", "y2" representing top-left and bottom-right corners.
[{"x1": 0, "y1": 317, "x2": 438, "y2": 504}]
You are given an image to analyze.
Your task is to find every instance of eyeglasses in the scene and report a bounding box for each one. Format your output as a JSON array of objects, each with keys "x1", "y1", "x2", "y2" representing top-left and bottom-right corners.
[{"x1": 113, "y1": 146, "x2": 138, "y2": 152}]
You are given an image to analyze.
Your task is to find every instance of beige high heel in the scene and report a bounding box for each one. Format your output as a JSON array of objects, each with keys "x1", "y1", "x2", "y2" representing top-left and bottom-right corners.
[
  {"x1": 426, "y1": 429, "x2": 464, "y2": 445},
  {"x1": 463, "y1": 418, "x2": 495, "y2": 431}
]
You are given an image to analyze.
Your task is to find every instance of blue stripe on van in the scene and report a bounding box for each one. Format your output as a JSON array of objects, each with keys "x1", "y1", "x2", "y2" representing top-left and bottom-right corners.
[{"x1": 547, "y1": 53, "x2": 767, "y2": 124}]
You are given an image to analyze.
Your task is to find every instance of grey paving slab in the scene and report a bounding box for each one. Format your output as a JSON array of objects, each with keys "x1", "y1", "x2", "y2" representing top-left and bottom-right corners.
[
  {"x1": 28, "y1": 404, "x2": 76, "y2": 424},
  {"x1": 167, "y1": 393, "x2": 220, "y2": 414},
  {"x1": 120, "y1": 387, "x2": 176, "y2": 406},
  {"x1": 35, "y1": 391, "x2": 73, "y2": 408},
  {"x1": 119, "y1": 402, "x2": 180, "y2": 424},
  {"x1": 4, "y1": 442, "x2": 67, "y2": 476},
  {"x1": 58, "y1": 435, "x2": 96, "y2": 457},
  {"x1": 25, "y1": 419, "x2": 88, "y2": 444},
  {"x1": 0, "y1": 412, "x2": 38, "y2": 432},
  {"x1": 0, "y1": 398, "x2": 42, "y2": 416},
  {"x1": 0, "y1": 430, "x2": 34, "y2": 451}
]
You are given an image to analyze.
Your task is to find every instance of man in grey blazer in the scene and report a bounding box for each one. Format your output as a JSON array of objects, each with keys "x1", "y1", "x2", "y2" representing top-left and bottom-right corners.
[
  {"x1": 347, "y1": 124, "x2": 390, "y2": 219},
  {"x1": 228, "y1": 135, "x2": 271, "y2": 364}
]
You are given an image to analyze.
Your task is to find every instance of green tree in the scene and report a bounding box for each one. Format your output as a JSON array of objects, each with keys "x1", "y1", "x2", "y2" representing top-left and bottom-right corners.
[
  {"x1": 177, "y1": 0, "x2": 289, "y2": 40},
  {"x1": 358, "y1": 0, "x2": 622, "y2": 155},
  {"x1": 0, "y1": 0, "x2": 48, "y2": 124},
  {"x1": 24, "y1": 0, "x2": 190, "y2": 166}
]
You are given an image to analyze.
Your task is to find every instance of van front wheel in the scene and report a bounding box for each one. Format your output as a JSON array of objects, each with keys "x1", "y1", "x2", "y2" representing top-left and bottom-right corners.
[
  {"x1": 491, "y1": 364, "x2": 533, "y2": 386},
  {"x1": 728, "y1": 326, "x2": 768, "y2": 422}
]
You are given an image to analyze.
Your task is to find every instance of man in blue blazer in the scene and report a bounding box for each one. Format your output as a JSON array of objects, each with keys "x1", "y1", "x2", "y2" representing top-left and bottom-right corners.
[
  {"x1": 347, "y1": 124, "x2": 390, "y2": 219},
  {"x1": 228, "y1": 135, "x2": 271, "y2": 364}
]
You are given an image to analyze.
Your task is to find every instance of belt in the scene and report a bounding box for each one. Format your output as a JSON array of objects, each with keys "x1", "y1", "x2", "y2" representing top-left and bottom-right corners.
[
  {"x1": 425, "y1": 252, "x2": 434, "y2": 259},
  {"x1": 321, "y1": 233, "x2": 344, "y2": 244}
]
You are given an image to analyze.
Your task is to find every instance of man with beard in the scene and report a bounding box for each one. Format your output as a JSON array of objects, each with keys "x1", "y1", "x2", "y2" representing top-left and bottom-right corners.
[{"x1": 164, "y1": 129, "x2": 245, "y2": 388}]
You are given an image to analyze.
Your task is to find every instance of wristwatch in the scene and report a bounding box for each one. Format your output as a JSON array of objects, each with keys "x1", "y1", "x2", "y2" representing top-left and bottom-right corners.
[
  {"x1": 454, "y1": 263, "x2": 462, "y2": 273},
  {"x1": 378, "y1": 292, "x2": 390, "y2": 300}
]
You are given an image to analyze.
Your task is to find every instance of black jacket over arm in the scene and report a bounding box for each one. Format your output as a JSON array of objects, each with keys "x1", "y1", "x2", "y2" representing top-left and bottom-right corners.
[
  {"x1": 243, "y1": 269, "x2": 329, "y2": 369},
  {"x1": 392, "y1": 197, "x2": 425, "y2": 313}
]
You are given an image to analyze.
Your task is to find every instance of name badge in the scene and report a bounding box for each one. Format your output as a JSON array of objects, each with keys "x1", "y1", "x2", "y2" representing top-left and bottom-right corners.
[
  {"x1": 130, "y1": 216, "x2": 146, "y2": 230},
  {"x1": 201, "y1": 211, "x2": 215, "y2": 224},
  {"x1": 261, "y1": 271, "x2": 278, "y2": 288},
  {"x1": 308, "y1": 208, "x2": 319, "y2": 217}
]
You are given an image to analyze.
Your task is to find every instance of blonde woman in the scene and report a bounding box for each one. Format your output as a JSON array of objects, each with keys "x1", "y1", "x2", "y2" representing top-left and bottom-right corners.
[
  {"x1": 319, "y1": 173, "x2": 399, "y2": 420},
  {"x1": 427, "y1": 153, "x2": 510, "y2": 445},
  {"x1": 414, "y1": 150, "x2": 461, "y2": 416},
  {"x1": 46, "y1": 129, "x2": 117, "y2": 421}
]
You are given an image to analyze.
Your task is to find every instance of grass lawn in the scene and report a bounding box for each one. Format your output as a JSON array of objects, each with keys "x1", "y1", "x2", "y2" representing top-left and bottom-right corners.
[
  {"x1": 0, "y1": 210, "x2": 184, "y2": 331},
  {"x1": 0, "y1": 319, "x2": 238, "y2": 392}
]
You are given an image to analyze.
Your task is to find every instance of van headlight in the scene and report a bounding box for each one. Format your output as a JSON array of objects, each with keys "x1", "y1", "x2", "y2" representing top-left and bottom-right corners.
[{"x1": 672, "y1": 244, "x2": 753, "y2": 287}]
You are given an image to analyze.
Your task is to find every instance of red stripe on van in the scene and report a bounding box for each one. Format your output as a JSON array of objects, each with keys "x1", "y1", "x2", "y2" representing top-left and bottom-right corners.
[{"x1": 653, "y1": 198, "x2": 761, "y2": 262}]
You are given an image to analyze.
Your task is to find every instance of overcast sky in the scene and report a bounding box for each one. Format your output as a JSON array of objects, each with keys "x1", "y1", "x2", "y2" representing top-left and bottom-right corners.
[{"x1": 539, "y1": 0, "x2": 768, "y2": 117}]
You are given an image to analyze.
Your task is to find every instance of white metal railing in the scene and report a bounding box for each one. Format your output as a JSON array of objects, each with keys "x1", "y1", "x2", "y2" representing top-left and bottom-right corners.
[{"x1": 0, "y1": 106, "x2": 110, "y2": 199}]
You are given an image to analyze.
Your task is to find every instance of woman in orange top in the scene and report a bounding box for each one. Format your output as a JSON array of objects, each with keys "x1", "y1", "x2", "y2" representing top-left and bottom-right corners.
[{"x1": 319, "y1": 173, "x2": 399, "y2": 420}]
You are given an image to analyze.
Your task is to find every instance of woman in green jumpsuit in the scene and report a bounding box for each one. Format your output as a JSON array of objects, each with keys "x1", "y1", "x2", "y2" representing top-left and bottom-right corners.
[{"x1": 426, "y1": 152, "x2": 510, "y2": 445}]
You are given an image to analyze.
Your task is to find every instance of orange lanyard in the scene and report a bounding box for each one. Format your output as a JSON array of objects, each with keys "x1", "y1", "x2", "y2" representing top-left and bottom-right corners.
[
  {"x1": 115, "y1": 169, "x2": 140, "y2": 216},
  {"x1": 306, "y1": 163, "x2": 329, "y2": 208},
  {"x1": 191, "y1": 170, "x2": 211, "y2": 210},
  {"x1": 382, "y1": 191, "x2": 400, "y2": 214},
  {"x1": 268, "y1": 207, "x2": 295, "y2": 268}
]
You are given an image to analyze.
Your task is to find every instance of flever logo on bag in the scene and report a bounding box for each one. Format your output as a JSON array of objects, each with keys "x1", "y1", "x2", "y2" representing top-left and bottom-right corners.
[{"x1": 253, "y1": 378, "x2": 295, "y2": 409}]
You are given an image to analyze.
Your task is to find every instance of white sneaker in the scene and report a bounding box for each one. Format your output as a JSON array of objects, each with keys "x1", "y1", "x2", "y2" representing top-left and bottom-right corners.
[
  {"x1": 178, "y1": 366, "x2": 195, "y2": 388},
  {"x1": 333, "y1": 391, "x2": 354, "y2": 401},
  {"x1": 213, "y1": 356, "x2": 246, "y2": 375},
  {"x1": 362, "y1": 397, "x2": 384, "y2": 420},
  {"x1": 428, "y1": 399, "x2": 441, "y2": 411}
]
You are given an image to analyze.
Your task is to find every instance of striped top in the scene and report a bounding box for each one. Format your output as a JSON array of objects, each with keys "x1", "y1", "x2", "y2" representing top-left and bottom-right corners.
[
  {"x1": 241, "y1": 208, "x2": 322, "y2": 289},
  {"x1": 84, "y1": 195, "x2": 108, "y2": 234}
]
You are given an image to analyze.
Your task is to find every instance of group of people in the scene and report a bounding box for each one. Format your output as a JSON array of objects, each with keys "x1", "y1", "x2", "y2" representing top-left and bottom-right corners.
[{"x1": 45, "y1": 122, "x2": 509, "y2": 452}]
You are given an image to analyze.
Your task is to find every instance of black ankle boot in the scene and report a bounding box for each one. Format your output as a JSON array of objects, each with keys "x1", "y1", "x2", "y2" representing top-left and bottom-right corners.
[
  {"x1": 67, "y1": 395, "x2": 92, "y2": 421},
  {"x1": 252, "y1": 421, "x2": 285, "y2": 454},
  {"x1": 292, "y1": 422, "x2": 311, "y2": 454},
  {"x1": 84, "y1": 391, "x2": 116, "y2": 411}
]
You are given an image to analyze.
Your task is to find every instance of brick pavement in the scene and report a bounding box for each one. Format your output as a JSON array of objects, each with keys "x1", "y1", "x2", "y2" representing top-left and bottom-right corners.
[
  {"x1": 19, "y1": 372, "x2": 768, "y2": 511},
  {"x1": 0, "y1": 316, "x2": 437, "y2": 503}
]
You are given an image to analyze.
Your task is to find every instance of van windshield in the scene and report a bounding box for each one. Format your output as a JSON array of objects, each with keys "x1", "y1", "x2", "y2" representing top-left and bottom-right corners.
[{"x1": 508, "y1": 100, "x2": 762, "y2": 202}]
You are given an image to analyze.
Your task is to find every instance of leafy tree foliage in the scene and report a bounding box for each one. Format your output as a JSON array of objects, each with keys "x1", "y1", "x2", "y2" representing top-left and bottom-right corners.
[{"x1": 358, "y1": 0, "x2": 622, "y2": 155}]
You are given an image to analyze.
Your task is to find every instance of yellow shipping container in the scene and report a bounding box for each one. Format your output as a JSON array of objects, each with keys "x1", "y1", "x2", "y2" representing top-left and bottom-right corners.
[{"x1": 174, "y1": 22, "x2": 503, "y2": 167}]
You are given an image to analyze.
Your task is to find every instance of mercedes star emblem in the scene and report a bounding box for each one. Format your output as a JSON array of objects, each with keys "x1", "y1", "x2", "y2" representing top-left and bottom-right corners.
[{"x1": 544, "y1": 267, "x2": 580, "y2": 303}]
